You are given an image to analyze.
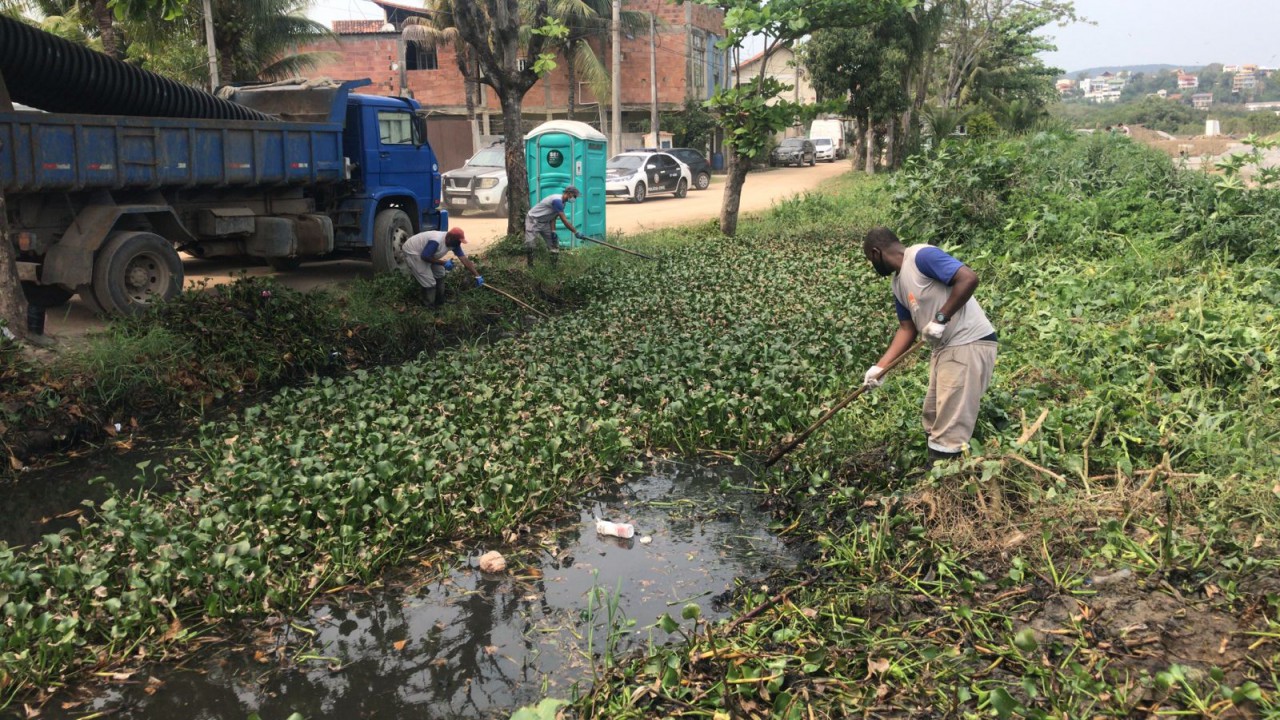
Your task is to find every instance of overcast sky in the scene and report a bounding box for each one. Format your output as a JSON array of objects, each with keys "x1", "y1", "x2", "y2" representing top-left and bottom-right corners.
[
  {"x1": 1038, "y1": 0, "x2": 1280, "y2": 73},
  {"x1": 306, "y1": 0, "x2": 1280, "y2": 74}
]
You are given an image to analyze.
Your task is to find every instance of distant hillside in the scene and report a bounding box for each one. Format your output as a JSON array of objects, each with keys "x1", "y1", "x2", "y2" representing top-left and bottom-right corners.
[{"x1": 1062, "y1": 64, "x2": 1202, "y2": 79}]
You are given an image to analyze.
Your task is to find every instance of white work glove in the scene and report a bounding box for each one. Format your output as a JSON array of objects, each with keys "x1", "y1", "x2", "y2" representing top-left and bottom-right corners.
[
  {"x1": 923, "y1": 321, "x2": 947, "y2": 341},
  {"x1": 863, "y1": 365, "x2": 885, "y2": 390}
]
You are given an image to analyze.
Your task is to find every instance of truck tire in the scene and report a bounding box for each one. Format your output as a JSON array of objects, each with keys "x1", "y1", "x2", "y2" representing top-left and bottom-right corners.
[
  {"x1": 91, "y1": 231, "x2": 184, "y2": 316},
  {"x1": 372, "y1": 208, "x2": 413, "y2": 274},
  {"x1": 75, "y1": 285, "x2": 106, "y2": 316}
]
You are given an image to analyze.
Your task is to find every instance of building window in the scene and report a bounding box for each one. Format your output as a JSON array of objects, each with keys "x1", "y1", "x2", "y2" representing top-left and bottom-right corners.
[
  {"x1": 690, "y1": 31, "x2": 706, "y2": 95},
  {"x1": 405, "y1": 40, "x2": 439, "y2": 71}
]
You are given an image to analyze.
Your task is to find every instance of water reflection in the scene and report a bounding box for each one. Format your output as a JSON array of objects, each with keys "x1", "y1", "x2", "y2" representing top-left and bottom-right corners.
[{"x1": 39, "y1": 462, "x2": 797, "y2": 720}]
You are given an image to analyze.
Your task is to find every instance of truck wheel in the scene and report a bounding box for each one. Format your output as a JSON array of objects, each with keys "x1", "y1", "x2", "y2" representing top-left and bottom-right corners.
[
  {"x1": 267, "y1": 257, "x2": 303, "y2": 271},
  {"x1": 496, "y1": 196, "x2": 509, "y2": 218},
  {"x1": 91, "y1": 231, "x2": 184, "y2": 316},
  {"x1": 695, "y1": 171, "x2": 711, "y2": 190},
  {"x1": 75, "y1": 285, "x2": 106, "y2": 316},
  {"x1": 372, "y1": 208, "x2": 413, "y2": 274},
  {"x1": 674, "y1": 178, "x2": 689, "y2": 198},
  {"x1": 632, "y1": 182, "x2": 647, "y2": 203},
  {"x1": 21, "y1": 281, "x2": 73, "y2": 308}
]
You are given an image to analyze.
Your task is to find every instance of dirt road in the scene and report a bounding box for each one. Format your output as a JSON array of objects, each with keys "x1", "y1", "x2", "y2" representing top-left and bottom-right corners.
[{"x1": 43, "y1": 161, "x2": 850, "y2": 338}]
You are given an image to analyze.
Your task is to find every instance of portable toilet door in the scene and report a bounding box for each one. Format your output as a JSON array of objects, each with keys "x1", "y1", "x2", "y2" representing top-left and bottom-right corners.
[{"x1": 526, "y1": 120, "x2": 607, "y2": 249}]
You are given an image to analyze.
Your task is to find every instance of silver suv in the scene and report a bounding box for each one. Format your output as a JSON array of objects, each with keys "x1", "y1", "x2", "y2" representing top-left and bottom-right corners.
[{"x1": 441, "y1": 143, "x2": 508, "y2": 216}]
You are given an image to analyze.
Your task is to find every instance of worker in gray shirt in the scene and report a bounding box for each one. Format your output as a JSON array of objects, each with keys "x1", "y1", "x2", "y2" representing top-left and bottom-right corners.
[
  {"x1": 525, "y1": 185, "x2": 586, "y2": 267},
  {"x1": 401, "y1": 227, "x2": 483, "y2": 307},
  {"x1": 861, "y1": 227, "x2": 998, "y2": 466}
]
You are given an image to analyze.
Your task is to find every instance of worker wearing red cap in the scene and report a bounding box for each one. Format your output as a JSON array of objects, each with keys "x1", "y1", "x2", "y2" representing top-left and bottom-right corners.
[{"x1": 400, "y1": 226, "x2": 484, "y2": 307}]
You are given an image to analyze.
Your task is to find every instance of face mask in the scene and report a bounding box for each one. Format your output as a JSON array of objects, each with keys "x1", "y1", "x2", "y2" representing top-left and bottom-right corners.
[
  {"x1": 869, "y1": 250, "x2": 893, "y2": 277},
  {"x1": 564, "y1": 195, "x2": 575, "y2": 203}
]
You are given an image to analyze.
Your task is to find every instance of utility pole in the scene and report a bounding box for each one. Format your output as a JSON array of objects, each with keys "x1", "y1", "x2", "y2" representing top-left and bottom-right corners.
[
  {"x1": 649, "y1": 12, "x2": 658, "y2": 147},
  {"x1": 202, "y1": 0, "x2": 219, "y2": 92},
  {"x1": 611, "y1": 0, "x2": 621, "y2": 154}
]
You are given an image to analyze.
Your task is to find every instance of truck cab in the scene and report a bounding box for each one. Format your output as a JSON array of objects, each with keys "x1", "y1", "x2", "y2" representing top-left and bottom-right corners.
[{"x1": 338, "y1": 94, "x2": 446, "y2": 272}]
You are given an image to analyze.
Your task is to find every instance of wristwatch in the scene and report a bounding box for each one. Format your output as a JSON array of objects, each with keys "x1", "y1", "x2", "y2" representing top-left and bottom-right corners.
[{"x1": 934, "y1": 311, "x2": 949, "y2": 324}]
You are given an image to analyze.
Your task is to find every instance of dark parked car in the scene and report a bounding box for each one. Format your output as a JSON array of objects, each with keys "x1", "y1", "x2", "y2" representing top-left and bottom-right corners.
[
  {"x1": 629, "y1": 147, "x2": 713, "y2": 190},
  {"x1": 769, "y1": 138, "x2": 816, "y2": 167}
]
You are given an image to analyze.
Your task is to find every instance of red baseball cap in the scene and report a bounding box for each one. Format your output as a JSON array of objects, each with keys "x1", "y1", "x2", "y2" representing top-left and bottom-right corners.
[{"x1": 446, "y1": 227, "x2": 466, "y2": 242}]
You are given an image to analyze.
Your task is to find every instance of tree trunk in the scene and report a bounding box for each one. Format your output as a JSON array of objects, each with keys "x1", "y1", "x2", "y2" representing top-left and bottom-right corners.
[
  {"x1": 91, "y1": 0, "x2": 121, "y2": 60},
  {"x1": 718, "y1": 146, "x2": 751, "y2": 237},
  {"x1": 864, "y1": 122, "x2": 875, "y2": 174},
  {"x1": 849, "y1": 116, "x2": 870, "y2": 169},
  {"x1": 0, "y1": 194, "x2": 27, "y2": 342},
  {"x1": 455, "y1": 47, "x2": 481, "y2": 154},
  {"x1": 501, "y1": 87, "x2": 529, "y2": 236},
  {"x1": 885, "y1": 118, "x2": 896, "y2": 169},
  {"x1": 566, "y1": 46, "x2": 577, "y2": 121}
]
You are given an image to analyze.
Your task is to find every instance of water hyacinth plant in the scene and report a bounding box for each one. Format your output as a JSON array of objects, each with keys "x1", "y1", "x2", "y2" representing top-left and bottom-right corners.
[{"x1": 0, "y1": 177, "x2": 890, "y2": 705}]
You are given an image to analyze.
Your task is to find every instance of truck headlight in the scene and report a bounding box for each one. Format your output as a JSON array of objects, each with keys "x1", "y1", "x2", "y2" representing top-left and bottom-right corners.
[{"x1": 477, "y1": 178, "x2": 499, "y2": 189}]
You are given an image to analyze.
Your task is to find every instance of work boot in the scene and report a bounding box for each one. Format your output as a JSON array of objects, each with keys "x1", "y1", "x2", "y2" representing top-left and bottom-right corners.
[
  {"x1": 433, "y1": 284, "x2": 446, "y2": 308},
  {"x1": 925, "y1": 448, "x2": 962, "y2": 471},
  {"x1": 418, "y1": 285, "x2": 434, "y2": 307},
  {"x1": 525, "y1": 249, "x2": 535, "y2": 268}
]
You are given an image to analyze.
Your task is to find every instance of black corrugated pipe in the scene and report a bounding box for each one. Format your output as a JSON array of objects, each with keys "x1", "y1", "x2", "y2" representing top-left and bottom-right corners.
[{"x1": 0, "y1": 15, "x2": 277, "y2": 122}]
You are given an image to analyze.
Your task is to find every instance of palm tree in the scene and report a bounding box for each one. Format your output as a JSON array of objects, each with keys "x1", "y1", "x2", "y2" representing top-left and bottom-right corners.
[
  {"x1": 209, "y1": 0, "x2": 334, "y2": 82},
  {"x1": 402, "y1": 3, "x2": 484, "y2": 153},
  {"x1": 546, "y1": 0, "x2": 646, "y2": 121}
]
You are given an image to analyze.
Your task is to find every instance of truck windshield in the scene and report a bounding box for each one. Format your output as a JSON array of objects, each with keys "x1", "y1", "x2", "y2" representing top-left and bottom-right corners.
[
  {"x1": 812, "y1": 139, "x2": 832, "y2": 146},
  {"x1": 470, "y1": 148, "x2": 504, "y2": 167}
]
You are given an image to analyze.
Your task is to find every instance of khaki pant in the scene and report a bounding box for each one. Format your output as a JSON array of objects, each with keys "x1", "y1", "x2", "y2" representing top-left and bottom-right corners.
[
  {"x1": 404, "y1": 253, "x2": 448, "y2": 289},
  {"x1": 524, "y1": 219, "x2": 560, "y2": 254},
  {"x1": 923, "y1": 340, "x2": 997, "y2": 454}
]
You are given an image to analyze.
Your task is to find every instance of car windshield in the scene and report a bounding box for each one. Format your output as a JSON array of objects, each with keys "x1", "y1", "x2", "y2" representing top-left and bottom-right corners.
[
  {"x1": 779, "y1": 139, "x2": 805, "y2": 148},
  {"x1": 812, "y1": 138, "x2": 832, "y2": 146},
  {"x1": 468, "y1": 148, "x2": 504, "y2": 167},
  {"x1": 608, "y1": 155, "x2": 645, "y2": 171}
]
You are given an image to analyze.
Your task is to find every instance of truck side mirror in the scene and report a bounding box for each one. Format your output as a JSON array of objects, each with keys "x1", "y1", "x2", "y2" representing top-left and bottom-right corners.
[{"x1": 413, "y1": 115, "x2": 428, "y2": 148}]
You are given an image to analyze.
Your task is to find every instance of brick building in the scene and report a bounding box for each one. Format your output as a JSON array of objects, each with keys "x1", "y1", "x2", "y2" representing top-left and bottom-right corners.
[{"x1": 299, "y1": 0, "x2": 728, "y2": 170}]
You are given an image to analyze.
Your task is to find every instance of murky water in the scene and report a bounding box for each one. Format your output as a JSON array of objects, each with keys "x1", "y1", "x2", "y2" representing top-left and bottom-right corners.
[
  {"x1": 0, "y1": 446, "x2": 174, "y2": 548},
  {"x1": 40, "y1": 461, "x2": 797, "y2": 720}
]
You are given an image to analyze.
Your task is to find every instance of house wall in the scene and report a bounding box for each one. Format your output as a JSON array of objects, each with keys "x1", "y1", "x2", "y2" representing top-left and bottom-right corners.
[{"x1": 297, "y1": 0, "x2": 727, "y2": 117}]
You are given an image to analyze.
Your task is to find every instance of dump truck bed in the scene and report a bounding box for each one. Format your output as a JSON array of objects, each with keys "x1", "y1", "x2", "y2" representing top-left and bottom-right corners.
[{"x1": 0, "y1": 110, "x2": 345, "y2": 194}]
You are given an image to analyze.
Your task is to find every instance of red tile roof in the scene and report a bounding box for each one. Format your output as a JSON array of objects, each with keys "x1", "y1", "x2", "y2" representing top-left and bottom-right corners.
[{"x1": 333, "y1": 19, "x2": 390, "y2": 34}]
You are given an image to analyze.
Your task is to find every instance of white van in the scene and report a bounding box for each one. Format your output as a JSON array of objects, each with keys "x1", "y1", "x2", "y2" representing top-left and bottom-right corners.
[{"x1": 809, "y1": 119, "x2": 848, "y2": 160}]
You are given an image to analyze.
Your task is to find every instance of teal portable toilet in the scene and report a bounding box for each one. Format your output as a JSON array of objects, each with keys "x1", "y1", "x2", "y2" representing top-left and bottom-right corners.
[{"x1": 525, "y1": 120, "x2": 607, "y2": 249}]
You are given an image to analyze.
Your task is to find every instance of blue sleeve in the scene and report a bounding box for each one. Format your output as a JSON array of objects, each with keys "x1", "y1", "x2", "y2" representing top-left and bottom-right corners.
[
  {"x1": 895, "y1": 298, "x2": 911, "y2": 321},
  {"x1": 452, "y1": 246, "x2": 465, "y2": 258},
  {"x1": 915, "y1": 246, "x2": 964, "y2": 285},
  {"x1": 421, "y1": 240, "x2": 440, "y2": 260},
  {"x1": 551, "y1": 198, "x2": 565, "y2": 214}
]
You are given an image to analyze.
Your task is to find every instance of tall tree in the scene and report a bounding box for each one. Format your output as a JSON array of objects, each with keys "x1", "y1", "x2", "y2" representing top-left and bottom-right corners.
[
  {"x1": 938, "y1": 0, "x2": 1078, "y2": 107},
  {"x1": 0, "y1": 195, "x2": 26, "y2": 343},
  {"x1": 450, "y1": 0, "x2": 563, "y2": 236},
  {"x1": 403, "y1": 4, "x2": 483, "y2": 153},
  {"x1": 548, "y1": 0, "x2": 645, "y2": 120},
  {"x1": 697, "y1": 0, "x2": 910, "y2": 236}
]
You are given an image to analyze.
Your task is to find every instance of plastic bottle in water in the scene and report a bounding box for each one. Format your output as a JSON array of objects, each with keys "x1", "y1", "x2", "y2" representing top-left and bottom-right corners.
[{"x1": 596, "y1": 519, "x2": 635, "y2": 539}]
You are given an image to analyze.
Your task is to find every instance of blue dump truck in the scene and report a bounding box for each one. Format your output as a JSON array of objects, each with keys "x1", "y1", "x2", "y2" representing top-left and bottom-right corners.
[{"x1": 0, "y1": 17, "x2": 445, "y2": 315}]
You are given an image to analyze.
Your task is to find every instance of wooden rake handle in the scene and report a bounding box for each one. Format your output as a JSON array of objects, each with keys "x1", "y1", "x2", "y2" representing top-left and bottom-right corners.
[
  {"x1": 764, "y1": 340, "x2": 926, "y2": 467},
  {"x1": 483, "y1": 282, "x2": 549, "y2": 319}
]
